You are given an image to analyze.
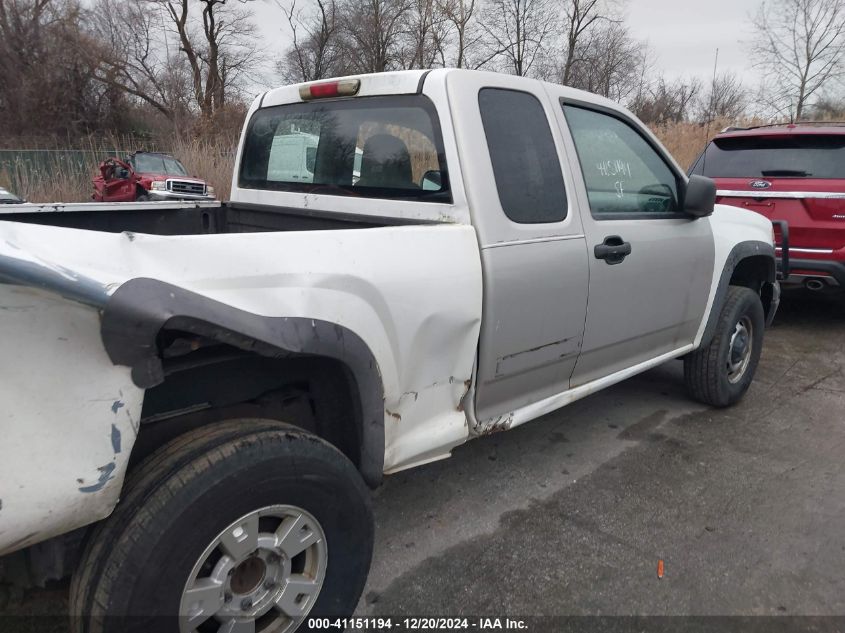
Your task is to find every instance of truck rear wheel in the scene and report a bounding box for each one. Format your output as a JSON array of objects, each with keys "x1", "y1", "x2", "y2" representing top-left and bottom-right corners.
[
  {"x1": 684, "y1": 285, "x2": 765, "y2": 407},
  {"x1": 69, "y1": 419, "x2": 373, "y2": 633}
]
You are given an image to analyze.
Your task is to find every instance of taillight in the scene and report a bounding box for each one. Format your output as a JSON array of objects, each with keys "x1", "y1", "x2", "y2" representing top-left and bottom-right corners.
[{"x1": 299, "y1": 79, "x2": 360, "y2": 100}]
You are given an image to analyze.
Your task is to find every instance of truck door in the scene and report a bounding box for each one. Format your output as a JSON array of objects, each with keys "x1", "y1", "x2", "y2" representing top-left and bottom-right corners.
[
  {"x1": 101, "y1": 159, "x2": 136, "y2": 202},
  {"x1": 446, "y1": 74, "x2": 590, "y2": 425},
  {"x1": 555, "y1": 100, "x2": 715, "y2": 387}
]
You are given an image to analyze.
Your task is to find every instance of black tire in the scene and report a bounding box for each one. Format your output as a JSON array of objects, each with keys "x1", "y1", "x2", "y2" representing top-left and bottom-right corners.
[
  {"x1": 69, "y1": 419, "x2": 373, "y2": 633},
  {"x1": 135, "y1": 193, "x2": 150, "y2": 201},
  {"x1": 684, "y1": 285, "x2": 765, "y2": 407}
]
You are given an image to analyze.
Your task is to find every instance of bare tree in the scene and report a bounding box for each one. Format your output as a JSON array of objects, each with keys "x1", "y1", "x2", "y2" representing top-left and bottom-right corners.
[
  {"x1": 0, "y1": 0, "x2": 118, "y2": 137},
  {"x1": 560, "y1": 0, "x2": 620, "y2": 85},
  {"x1": 631, "y1": 76, "x2": 702, "y2": 125},
  {"x1": 0, "y1": 0, "x2": 57, "y2": 131},
  {"x1": 565, "y1": 20, "x2": 647, "y2": 103},
  {"x1": 90, "y1": 0, "x2": 262, "y2": 120},
  {"x1": 276, "y1": 0, "x2": 341, "y2": 82},
  {"x1": 807, "y1": 93, "x2": 845, "y2": 116},
  {"x1": 751, "y1": 0, "x2": 845, "y2": 119},
  {"x1": 403, "y1": 0, "x2": 450, "y2": 68},
  {"x1": 438, "y1": 0, "x2": 479, "y2": 68},
  {"x1": 88, "y1": 0, "x2": 190, "y2": 121},
  {"x1": 477, "y1": 0, "x2": 556, "y2": 76},
  {"x1": 338, "y1": 0, "x2": 411, "y2": 73},
  {"x1": 698, "y1": 71, "x2": 747, "y2": 123},
  {"x1": 277, "y1": 0, "x2": 455, "y2": 77},
  {"x1": 159, "y1": 0, "x2": 263, "y2": 117}
]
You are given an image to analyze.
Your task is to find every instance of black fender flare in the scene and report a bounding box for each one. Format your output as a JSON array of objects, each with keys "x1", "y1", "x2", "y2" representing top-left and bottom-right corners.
[
  {"x1": 100, "y1": 278, "x2": 385, "y2": 486},
  {"x1": 699, "y1": 240, "x2": 776, "y2": 347}
]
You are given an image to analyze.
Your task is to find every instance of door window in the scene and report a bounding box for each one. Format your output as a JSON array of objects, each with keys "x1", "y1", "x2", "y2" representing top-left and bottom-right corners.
[
  {"x1": 479, "y1": 88, "x2": 567, "y2": 224},
  {"x1": 564, "y1": 105, "x2": 680, "y2": 216}
]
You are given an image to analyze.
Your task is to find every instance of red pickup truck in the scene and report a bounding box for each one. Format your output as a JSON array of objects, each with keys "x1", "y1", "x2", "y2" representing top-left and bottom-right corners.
[
  {"x1": 690, "y1": 123, "x2": 844, "y2": 292},
  {"x1": 92, "y1": 151, "x2": 215, "y2": 202}
]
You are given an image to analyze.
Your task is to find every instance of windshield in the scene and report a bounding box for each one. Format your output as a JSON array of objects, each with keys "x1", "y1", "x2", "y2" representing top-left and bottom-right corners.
[
  {"x1": 690, "y1": 134, "x2": 845, "y2": 179},
  {"x1": 131, "y1": 154, "x2": 189, "y2": 176},
  {"x1": 239, "y1": 94, "x2": 450, "y2": 202}
]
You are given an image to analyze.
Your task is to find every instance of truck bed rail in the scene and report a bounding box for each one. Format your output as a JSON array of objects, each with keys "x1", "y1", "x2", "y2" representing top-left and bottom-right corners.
[{"x1": 0, "y1": 200, "x2": 222, "y2": 215}]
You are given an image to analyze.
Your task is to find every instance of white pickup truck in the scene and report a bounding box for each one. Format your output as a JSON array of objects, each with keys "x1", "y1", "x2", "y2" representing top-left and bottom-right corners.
[{"x1": 0, "y1": 69, "x2": 782, "y2": 633}]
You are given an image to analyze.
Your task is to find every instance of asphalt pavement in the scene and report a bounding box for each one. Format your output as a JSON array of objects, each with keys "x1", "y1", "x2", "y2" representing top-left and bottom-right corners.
[{"x1": 359, "y1": 292, "x2": 845, "y2": 622}]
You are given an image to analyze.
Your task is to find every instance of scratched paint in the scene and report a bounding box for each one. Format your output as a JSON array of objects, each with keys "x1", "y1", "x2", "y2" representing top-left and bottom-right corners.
[
  {"x1": 0, "y1": 285, "x2": 143, "y2": 556},
  {"x1": 474, "y1": 412, "x2": 515, "y2": 436},
  {"x1": 78, "y1": 462, "x2": 117, "y2": 493},
  {"x1": 111, "y1": 424, "x2": 122, "y2": 454}
]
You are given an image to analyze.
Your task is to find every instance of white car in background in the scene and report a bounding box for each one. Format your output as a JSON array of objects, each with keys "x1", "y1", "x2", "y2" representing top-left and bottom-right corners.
[{"x1": 0, "y1": 186, "x2": 24, "y2": 204}]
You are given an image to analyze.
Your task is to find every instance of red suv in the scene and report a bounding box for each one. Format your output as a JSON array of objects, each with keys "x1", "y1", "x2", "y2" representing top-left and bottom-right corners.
[{"x1": 690, "y1": 123, "x2": 845, "y2": 292}]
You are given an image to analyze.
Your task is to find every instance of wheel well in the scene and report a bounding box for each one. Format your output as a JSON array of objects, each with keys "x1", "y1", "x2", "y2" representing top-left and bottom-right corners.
[
  {"x1": 130, "y1": 343, "x2": 363, "y2": 475},
  {"x1": 101, "y1": 279, "x2": 385, "y2": 487},
  {"x1": 729, "y1": 255, "x2": 776, "y2": 319},
  {"x1": 2, "y1": 345, "x2": 367, "y2": 589}
]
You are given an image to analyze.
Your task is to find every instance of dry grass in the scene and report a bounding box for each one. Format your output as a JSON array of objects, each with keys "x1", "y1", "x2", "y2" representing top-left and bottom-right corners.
[
  {"x1": 651, "y1": 120, "x2": 714, "y2": 171},
  {"x1": 169, "y1": 136, "x2": 238, "y2": 201},
  {"x1": 0, "y1": 161, "x2": 92, "y2": 203}
]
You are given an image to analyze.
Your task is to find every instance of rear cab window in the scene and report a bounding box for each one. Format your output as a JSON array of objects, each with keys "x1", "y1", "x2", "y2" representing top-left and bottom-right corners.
[
  {"x1": 239, "y1": 95, "x2": 450, "y2": 202},
  {"x1": 478, "y1": 88, "x2": 568, "y2": 224},
  {"x1": 690, "y1": 134, "x2": 845, "y2": 179}
]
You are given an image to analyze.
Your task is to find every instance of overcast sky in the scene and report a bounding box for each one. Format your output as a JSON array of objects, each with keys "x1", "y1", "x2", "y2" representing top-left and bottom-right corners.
[
  {"x1": 250, "y1": 0, "x2": 761, "y2": 90},
  {"x1": 624, "y1": 0, "x2": 758, "y2": 81}
]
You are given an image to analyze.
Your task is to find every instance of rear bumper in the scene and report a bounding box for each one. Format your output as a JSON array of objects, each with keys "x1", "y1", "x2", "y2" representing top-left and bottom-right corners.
[{"x1": 785, "y1": 258, "x2": 845, "y2": 288}]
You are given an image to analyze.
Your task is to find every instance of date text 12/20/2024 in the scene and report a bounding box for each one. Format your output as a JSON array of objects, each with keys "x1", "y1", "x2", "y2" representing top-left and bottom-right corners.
[{"x1": 308, "y1": 618, "x2": 529, "y2": 630}]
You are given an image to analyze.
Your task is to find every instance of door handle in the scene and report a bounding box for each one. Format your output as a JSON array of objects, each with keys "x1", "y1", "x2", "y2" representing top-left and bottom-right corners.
[{"x1": 594, "y1": 235, "x2": 631, "y2": 265}]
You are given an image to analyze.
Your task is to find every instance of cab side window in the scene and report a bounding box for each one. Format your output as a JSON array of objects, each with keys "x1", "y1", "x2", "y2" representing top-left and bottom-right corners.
[
  {"x1": 563, "y1": 105, "x2": 680, "y2": 216},
  {"x1": 479, "y1": 88, "x2": 567, "y2": 224}
]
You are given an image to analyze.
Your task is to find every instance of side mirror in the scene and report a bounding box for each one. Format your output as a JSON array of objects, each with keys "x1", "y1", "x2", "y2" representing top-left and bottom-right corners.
[
  {"x1": 420, "y1": 169, "x2": 443, "y2": 191},
  {"x1": 683, "y1": 174, "x2": 716, "y2": 218}
]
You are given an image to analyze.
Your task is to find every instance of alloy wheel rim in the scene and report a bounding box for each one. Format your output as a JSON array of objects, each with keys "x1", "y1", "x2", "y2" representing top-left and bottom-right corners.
[{"x1": 179, "y1": 504, "x2": 327, "y2": 633}]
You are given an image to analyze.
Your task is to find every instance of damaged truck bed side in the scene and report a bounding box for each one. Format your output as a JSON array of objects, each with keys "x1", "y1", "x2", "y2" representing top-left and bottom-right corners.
[{"x1": 0, "y1": 69, "x2": 781, "y2": 632}]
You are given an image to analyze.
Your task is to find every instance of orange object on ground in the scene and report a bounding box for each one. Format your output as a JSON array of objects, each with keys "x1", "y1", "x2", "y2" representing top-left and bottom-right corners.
[{"x1": 657, "y1": 559, "x2": 665, "y2": 579}]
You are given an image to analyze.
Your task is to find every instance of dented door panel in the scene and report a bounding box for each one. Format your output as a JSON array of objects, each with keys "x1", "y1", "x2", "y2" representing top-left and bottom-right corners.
[
  {"x1": 473, "y1": 239, "x2": 589, "y2": 426},
  {"x1": 444, "y1": 72, "x2": 590, "y2": 431}
]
